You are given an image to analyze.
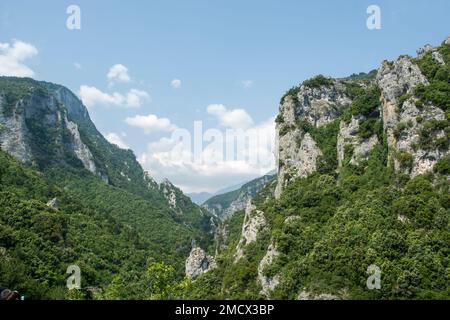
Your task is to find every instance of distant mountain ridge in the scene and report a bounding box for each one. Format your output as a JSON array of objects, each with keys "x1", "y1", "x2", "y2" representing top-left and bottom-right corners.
[{"x1": 202, "y1": 173, "x2": 276, "y2": 220}]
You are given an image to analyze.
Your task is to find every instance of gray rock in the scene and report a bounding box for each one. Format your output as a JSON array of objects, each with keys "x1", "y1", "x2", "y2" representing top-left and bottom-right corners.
[
  {"x1": 432, "y1": 51, "x2": 445, "y2": 65},
  {"x1": 275, "y1": 79, "x2": 352, "y2": 197},
  {"x1": 258, "y1": 242, "x2": 280, "y2": 298},
  {"x1": 416, "y1": 44, "x2": 433, "y2": 58},
  {"x1": 235, "y1": 201, "x2": 266, "y2": 262},
  {"x1": 64, "y1": 117, "x2": 98, "y2": 174},
  {"x1": 377, "y1": 54, "x2": 449, "y2": 176},
  {"x1": 46, "y1": 198, "x2": 60, "y2": 210},
  {"x1": 185, "y1": 247, "x2": 216, "y2": 279},
  {"x1": 0, "y1": 97, "x2": 33, "y2": 163}
]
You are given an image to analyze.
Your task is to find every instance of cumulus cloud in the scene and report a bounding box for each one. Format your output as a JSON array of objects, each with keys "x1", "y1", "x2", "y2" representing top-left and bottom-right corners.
[
  {"x1": 125, "y1": 114, "x2": 178, "y2": 134},
  {"x1": 79, "y1": 85, "x2": 150, "y2": 108},
  {"x1": 105, "y1": 132, "x2": 129, "y2": 149},
  {"x1": 171, "y1": 79, "x2": 182, "y2": 89},
  {"x1": 138, "y1": 115, "x2": 276, "y2": 193},
  {"x1": 0, "y1": 40, "x2": 38, "y2": 77},
  {"x1": 207, "y1": 104, "x2": 254, "y2": 129},
  {"x1": 107, "y1": 64, "x2": 131, "y2": 84}
]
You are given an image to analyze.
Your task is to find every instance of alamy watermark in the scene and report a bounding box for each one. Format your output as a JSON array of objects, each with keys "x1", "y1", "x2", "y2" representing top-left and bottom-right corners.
[
  {"x1": 66, "y1": 5, "x2": 81, "y2": 30},
  {"x1": 366, "y1": 264, "x2": 381, "y2": 290},
  {"x1": 160, "y1": 121, "x2": 276, "y2": 168},
  {"x1": 66, "y1": 265, "x2": 81, "y2": 290},
  {"x1": 367, "y1": 5, "x2": 381, "y2": 30}
]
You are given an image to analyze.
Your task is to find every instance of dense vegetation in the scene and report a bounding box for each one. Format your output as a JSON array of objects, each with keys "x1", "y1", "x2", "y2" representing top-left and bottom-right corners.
[
  {"x1": 0, "y1": 77, "x2": 214, "y2": 299},
  {"x1": 188, "y1": 136, "x2": 449, "y2": 299},
  {"x1": 187, "y1": 44, "x2": 450, "y2": 299},
  {"x1": 0, "y1": 150, "x2": 149, "y2": 299}
]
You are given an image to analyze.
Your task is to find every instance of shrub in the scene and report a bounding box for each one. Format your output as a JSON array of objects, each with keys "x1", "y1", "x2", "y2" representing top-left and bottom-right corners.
[{"x1": 303, "y1": 75, "x2": 334, "y2": 88}]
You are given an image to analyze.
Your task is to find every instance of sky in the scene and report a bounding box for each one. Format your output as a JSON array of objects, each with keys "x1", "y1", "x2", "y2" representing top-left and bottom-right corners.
[{"x1": 0, "y1": 0, "x2": 449, "y2": 193}]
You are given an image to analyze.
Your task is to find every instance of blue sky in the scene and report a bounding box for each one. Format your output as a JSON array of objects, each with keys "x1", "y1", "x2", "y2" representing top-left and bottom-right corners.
[{"x1": 1, "y1": 0, "x2": 449, "y2": 192}]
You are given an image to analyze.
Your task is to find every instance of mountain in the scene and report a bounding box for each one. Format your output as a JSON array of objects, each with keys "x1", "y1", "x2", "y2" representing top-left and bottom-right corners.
[
  {"x1": 203, "y1": 173, "x2": 276, "y2": 220},
  {"x1": 187, "y1": 192, "x2": 214, "y2": 205},
  {"x1": 188, "y1": 171, "x2": 277, "y2": 206},
  {"x1": 0, "y1": 77, "x2": 216, "y2": 299},
  {"x1": 187, "y1": 37, "x2": 450, "y2": 300}
]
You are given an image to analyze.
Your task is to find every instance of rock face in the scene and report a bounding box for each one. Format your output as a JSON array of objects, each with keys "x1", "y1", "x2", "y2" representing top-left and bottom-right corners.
[
  {"x1": 337, "y1": 116, "x2": 378, "y2": 167},
  {"x1": 64, "y1": 117, "x2": 97, "y2": 174},
  {"x1": 0, "y1": 96, "x2": 32, "y2": 163},
  {"x1": 203, "y1": 173, "x2": 275, "y2": 220},
  {"x1": 234, "y1": 201, "x2": 266, "y2": 262},
  {"x1": 376, "y1": 53, "x2": 448, "y2": 176},
  {"x1": 275, "y1": 79, "x2": 353, "y2": 197},
  {"x1": 185, "y1": 247, "x2": 216, "y2": 279},
  {"x1": 273, "y1": 38, "x2": 450, "y2": 197},
  {"x1": 160, "y1": 179, "x2": 179, "y2": 211},
  {"x1": 0, "y1": 84, "x2": 101, "y2": 176},
  {"x1": 258, "y1": 242, "x2": 280, "y2": 298}
]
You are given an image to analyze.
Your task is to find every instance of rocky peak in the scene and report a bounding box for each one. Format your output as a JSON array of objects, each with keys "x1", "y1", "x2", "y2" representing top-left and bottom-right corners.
[
  {"x1": 376, "y1": 40, "x2": 449, "y2": 176},
  {"x1": 279, "y1": 77, "x2": 352, "y2": 128},
  {"x1": 0, "y1": 78, "x2": 101, "y2": 177},
  {"x1": 275, "y1": 77, "x2": 353, "y2": 197},
  {"x1": 273, "y1": 37, "x2": 449, "y2": 199},
  {"x1": 159, "y1": 178, "x2": 180, "y2": 210},
  {"x1": 377, "y1": 56, "x2": 428, "y2": 104}
]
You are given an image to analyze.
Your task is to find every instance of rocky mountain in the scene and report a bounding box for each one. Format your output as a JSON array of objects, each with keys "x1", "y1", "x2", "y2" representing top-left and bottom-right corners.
[
  {"x1": 0, "y1": 77, "x2": 216, "y2": 299},
  {"x1": 186, "y1": 37, "x2": 450, "y2": 300},
  {"x1": 203, "y1": 173, "x2": 276, "y2": 220}
]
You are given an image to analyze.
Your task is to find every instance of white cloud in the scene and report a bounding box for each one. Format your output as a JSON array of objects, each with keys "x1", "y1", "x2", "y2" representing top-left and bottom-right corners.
[
  {"x1": 241, "y1": 80, "x2": 253, "y2": 88},
  {"x1": 0, "y1": 40, "x2": 38, "y2": 77},
  {"x1": 125, "y1": 114, "x2": 178, "y2": 134},
  {"x1": 107, "y1": 64, "x2": 131, "y2": 84},
  {"x1": 207, "y1": 104, "x2": 254, "y2": 129},
  {"x1": 79, "y1": 85, "x2": 150, "y2": 108},
  {"x1": 171, "y1": 79, "x2": 182, "y2": 89},
  {"x1": 138, "y1": 116, "x2": 276, "y2": 193},
  {"x1": 74, "y1": 62, "x2": 82, "y2": 70},
  {"x1": 105, "y1": 132, "x2": 129, "y2": 149},
  {"x1": 126, "y1": 89, "x2": 150, "y2": 108}
]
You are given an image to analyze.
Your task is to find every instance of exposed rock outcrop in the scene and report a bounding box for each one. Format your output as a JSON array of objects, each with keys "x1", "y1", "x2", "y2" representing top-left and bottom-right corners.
[
  {"x1": 235, "y1": 201, "x2": 266, "y2": 262},
  {"x1": 64, "y1": 117, "x2": 97, "y2": 174},
  {"x1": 0, "y1": 97, "x2": 32, "y2": 163},
  {"x1": 0, "y1": 83, "x2": 103, "y2": 177},
  {"x1": 258, "y1": 242, "x2": 280, "y2": 298},
  {"x1": 185, "y1": 247, "x2": 216, "y2": 279},
  {"x1": 46, "y1": 198, "x2": 60, "y2": 210},
  {"x1": 160, "y1": 179, "x2": 179, "y2": 211},
  {"x1": 377, "y1": 54, "x2": 448, "y2": 175},
  {"x1": 337, "y1": 116, "x2": 378, "y2": 167},
  {"x1": 275, "y1": 80, "x2": 353, "y2": 197}
]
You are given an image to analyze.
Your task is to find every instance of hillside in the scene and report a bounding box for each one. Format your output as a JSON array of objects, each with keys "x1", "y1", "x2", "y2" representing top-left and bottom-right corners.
[
  {"x1": 0, "y1": 77, "x2": 215, "y2": 299},
  {"x1": 187, "y1": 37, "x2": 450, "y2": 300}
]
